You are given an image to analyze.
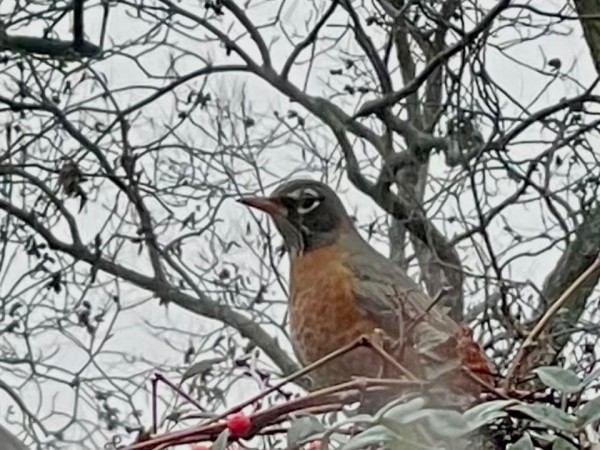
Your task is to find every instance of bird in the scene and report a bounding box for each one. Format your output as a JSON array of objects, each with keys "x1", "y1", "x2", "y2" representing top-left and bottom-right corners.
[
  {"x1": 0, "y1": 423, "x2": 29, "y2": 450},
  {"x1": 238, "y1": 179, "x2": 495, "y2": 406}
]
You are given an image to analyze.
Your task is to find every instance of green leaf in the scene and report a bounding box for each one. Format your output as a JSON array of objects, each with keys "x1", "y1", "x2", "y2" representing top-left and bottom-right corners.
[
  {"x1": 339, "y1": 425, "x2": 394, "y2": 450},
  {"x1": 509, "y1": 403, "x2": 577, "y2": 432},
  {"x1": 582, "y1": 367, "x2": 600, "y2": 387},
  {"x1": 212, "y1": 429, "x2": 230, "y2": 450},
  {"x1": 463, "y1": 399, "x2": 515, "y2": 432},
  {"x1": 528, "y1": 431, "x2": 556, "y2": 445},
  {"x1": 332, "y1": 414, "x2": 373, "y2": 428},
  {"x1": 336, "y1": 414, "x2": 374, "y2": 426},
  {"x1": 287, "y1": 415, "x2": 325, "y2": 448},
  {"x1": 397, "y1": 409, "x2": 470, "y2": 439},
  {"x1": 181, "y1": 357, "x2": 226, "y2": 382},
  {"x1": 533, "y1": 367, "x2": 581, "y2": 394},
  {"x1": 552, "y1": 437, "x2": 578, "y2": 450},
  {"x1": 508, "y1": 434, "x2": 534, "y2": 450},
  {"x1": 341, "y1": 424, "x2": 439, "y2": 450},
  {"x1": 576, "y1": 396, "x2": 600, "y2": 427},
  {"x1": 376, "y1": 397, "x2": 428, "y2": 422}
]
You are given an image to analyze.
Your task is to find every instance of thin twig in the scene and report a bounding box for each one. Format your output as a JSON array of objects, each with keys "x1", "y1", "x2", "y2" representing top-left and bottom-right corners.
[
  {"x1": 154, "y1": 373, "x2": 206, "y2": 413},
  {"x1": 462, "y1": 368, "x2": 510, "y2": 400},
  {"x1": 361, "y1": 337, "x2": 419, "y2": 381},
  {"x1": 504, "y1": 255, "x2": 600, "y2": 388},
  {"x1": 404, "y1": 287, "x2": 451, "y2": 338}
]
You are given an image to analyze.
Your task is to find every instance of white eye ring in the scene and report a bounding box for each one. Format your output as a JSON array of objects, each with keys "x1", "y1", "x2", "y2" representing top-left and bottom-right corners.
[{"x1": 297, "y1": 196, "x2": 321, "y2": 214}]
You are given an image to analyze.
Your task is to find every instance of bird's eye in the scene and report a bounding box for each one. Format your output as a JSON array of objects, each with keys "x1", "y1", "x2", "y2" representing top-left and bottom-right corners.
[
  {"x1": 297, "y1": 196, "x2": 321, "y2": 214},
  {"x1": 300, "y1": 197, "x2": 316, "y2": 209}
]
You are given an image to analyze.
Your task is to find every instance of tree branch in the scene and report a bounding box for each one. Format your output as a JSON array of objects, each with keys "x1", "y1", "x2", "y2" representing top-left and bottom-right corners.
[
  {"x1": 220, "y1": 0, "x2": 272, "y2": 67},
  {"x1": 281, "y1": 0, "x2": 339, "y2": 79},
  {"x1": 573, "y1": 0, "x2": 600, "y2": 76},
  {"x1": 506, "y1": 253, "x2": 600, "y2": 387},
  {"x1": 342, "y1": 0, "x2": 392, "y2": 94},
  {"x1": 73, "y1": 0, "x2": 85, "y2": 49},
  {"x1": 0, "y1": 199, "x2": 302, "y2": 380},
  {"x1": 353, "y1": 0, "x2": 510, "y2": 118},
  {"x1": 537, "y1": 204, "x2": 600, "y2": 359},
  {"x1": 0, "y1": 33, "x2": 100, "y2": 58}
]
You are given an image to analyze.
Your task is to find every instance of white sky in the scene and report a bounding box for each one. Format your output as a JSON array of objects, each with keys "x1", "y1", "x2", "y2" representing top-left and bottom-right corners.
[{"x1": 0, "y1": 0, "x2": 598, "y2": 448}]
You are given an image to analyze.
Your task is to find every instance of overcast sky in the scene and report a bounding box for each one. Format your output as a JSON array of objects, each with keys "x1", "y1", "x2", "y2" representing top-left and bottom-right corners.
[{"x1": 0, "y1": 1, "x2": 598, "y2": 448}]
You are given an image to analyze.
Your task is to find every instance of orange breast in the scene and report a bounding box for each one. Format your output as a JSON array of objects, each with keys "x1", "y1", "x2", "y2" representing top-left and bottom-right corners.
[
  {"x1": 289, "y1": 246, "x2": 376, "y2": 368},
  {"x1": 288, "y1": 247, "x2": 493, "y2": 395}
]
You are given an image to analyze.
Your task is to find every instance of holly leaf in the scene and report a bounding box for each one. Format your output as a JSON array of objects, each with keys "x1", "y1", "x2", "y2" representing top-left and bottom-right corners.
[
  {"x1": 582, "y1": 367, "x2": 600, "y2": 387},
  {"x1": 376, "y1": 397, "x2": 427, "y2": 422},
  {"x1": 213, "y1": 429, "x2": 230, "y2": 450},
  {"x1": 508, "y1": 434, "x2": 534, "y2": 450},
  {"x1": 576, "y1": 397, "x2": 600, "y2": 427},
  {"x1": 509, "y1": 403, "x2": 576, "y2": 432},
  {"x1": 287, "y1": 415, "x2": 325, "y2": 448},
  {"x1": 463, "y1": 400, "x2": 515, "y2": 431},
  {"x1": 340, "y1": 425, "x2": 394, "y2": 450},
  {"x1": 533, "y1": 367, "x2": 581, "y2": 394},
  {"x1": 181, "y1": 357, "x2": 226, "y2": 382},
  {"x1": 552, "y1": 437, "x2": 578, "y2": 450},
  {"x1": 393, "y1": 408, "x2": 470, "y2": 439}
]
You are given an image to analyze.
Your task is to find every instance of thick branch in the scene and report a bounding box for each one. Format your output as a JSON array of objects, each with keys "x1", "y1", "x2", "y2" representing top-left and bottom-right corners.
[
  {"x1": 538, "y1": 204, "x2": 600, "y2": 357},
  {"x1": 73, "y1": 0, "x2": 85, "y2": 48},
  {"x1": 0, "y1": 34, "x2": 100, "y2": 58},
  {"x1": 506, "y1": 253, "x2": 600, "y2": 386},
  {"x1": 0, "y1": 13, "x2": 99, "y2": 59},
  {"x1": 220, "y1": 0, "x2": 272, "y2": 67},
  {"x1": 573, "y1": 0, "x2": 600, "y2": 76}
]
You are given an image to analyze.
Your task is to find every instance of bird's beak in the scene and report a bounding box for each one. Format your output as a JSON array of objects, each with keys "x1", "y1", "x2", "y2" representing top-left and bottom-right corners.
[{"x1": 237, "y1": 196, "x2": 287, "y2": 217}]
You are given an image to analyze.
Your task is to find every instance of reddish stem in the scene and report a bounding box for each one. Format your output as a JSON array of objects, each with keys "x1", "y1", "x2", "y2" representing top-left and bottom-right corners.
[
  {"x1": 155, "y1": 373, "x2": 205, "y2": 412},
  {"x1": 120, "y1": 379, "x2": 420, "y2": 450}
]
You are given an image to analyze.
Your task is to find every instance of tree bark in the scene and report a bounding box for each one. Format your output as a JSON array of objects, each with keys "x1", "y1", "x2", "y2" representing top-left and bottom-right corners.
[{"x1": 573, "y1": 0, "x2": 600, "y2": 76}]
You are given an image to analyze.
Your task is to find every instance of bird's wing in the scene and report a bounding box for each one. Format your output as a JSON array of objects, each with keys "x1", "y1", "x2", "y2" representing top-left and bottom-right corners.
[
  {"x1": 0, "y1": 424, "x2": 29, "y2": 450},
  {"x1": 344, "y1": 243, "x2": 485, "y2": 381},
  {"x1": 345, "y1": 244, "x2": 459, "y2": 337},
  {"x1": 344, "y1": 242, "x2": 495, "y2": 388}
]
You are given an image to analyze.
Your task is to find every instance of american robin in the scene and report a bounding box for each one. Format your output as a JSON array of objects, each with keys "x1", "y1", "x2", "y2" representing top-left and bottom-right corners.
[{"x1": 238, "y1": 179, "x2": 494, "y2": 402}]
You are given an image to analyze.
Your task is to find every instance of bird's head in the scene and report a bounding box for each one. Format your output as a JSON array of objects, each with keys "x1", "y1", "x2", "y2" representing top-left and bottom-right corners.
[{"x1": 238, "y1": 179, "x2": 355, "y2": 256}]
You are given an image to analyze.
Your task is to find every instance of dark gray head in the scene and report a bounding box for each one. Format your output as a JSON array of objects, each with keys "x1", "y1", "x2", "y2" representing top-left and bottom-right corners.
[{"x1": 238, "y1": 179, "x2": 355, "y2": 255}]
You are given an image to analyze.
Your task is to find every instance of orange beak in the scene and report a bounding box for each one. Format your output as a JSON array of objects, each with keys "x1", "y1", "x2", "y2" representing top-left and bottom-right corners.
[{"x1": 237, "y1": 196, "x2": 287, "y2": 216}]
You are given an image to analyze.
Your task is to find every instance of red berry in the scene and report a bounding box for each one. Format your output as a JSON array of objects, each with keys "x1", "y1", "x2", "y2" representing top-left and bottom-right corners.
[
  {"x1": 227, "y1": 412, "x2": 252, "y2": 438},
  {"x1": 306, "y1": 441, "x2": 321, "y2": 450}
]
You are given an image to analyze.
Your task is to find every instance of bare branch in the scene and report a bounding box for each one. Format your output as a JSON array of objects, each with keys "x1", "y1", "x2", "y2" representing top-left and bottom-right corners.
[
  {"x1": 354, "y1": 0, "x2": 511, "y2": 118},
  {"x1": 537, "y1": 205, "x2": 600, "y2": 356},
  {"x1": 506, "y1": 255, "x2": 600, "y2": 387},
  {"x1": 0, "y1": 198, "x2": 302, "y2": 379},
  {"x1": 281, "y1": 1, "x2": 339, "y2": 79},
  {"x1": 574, "y1": 0, "x2": 600, "y2": 76}
]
